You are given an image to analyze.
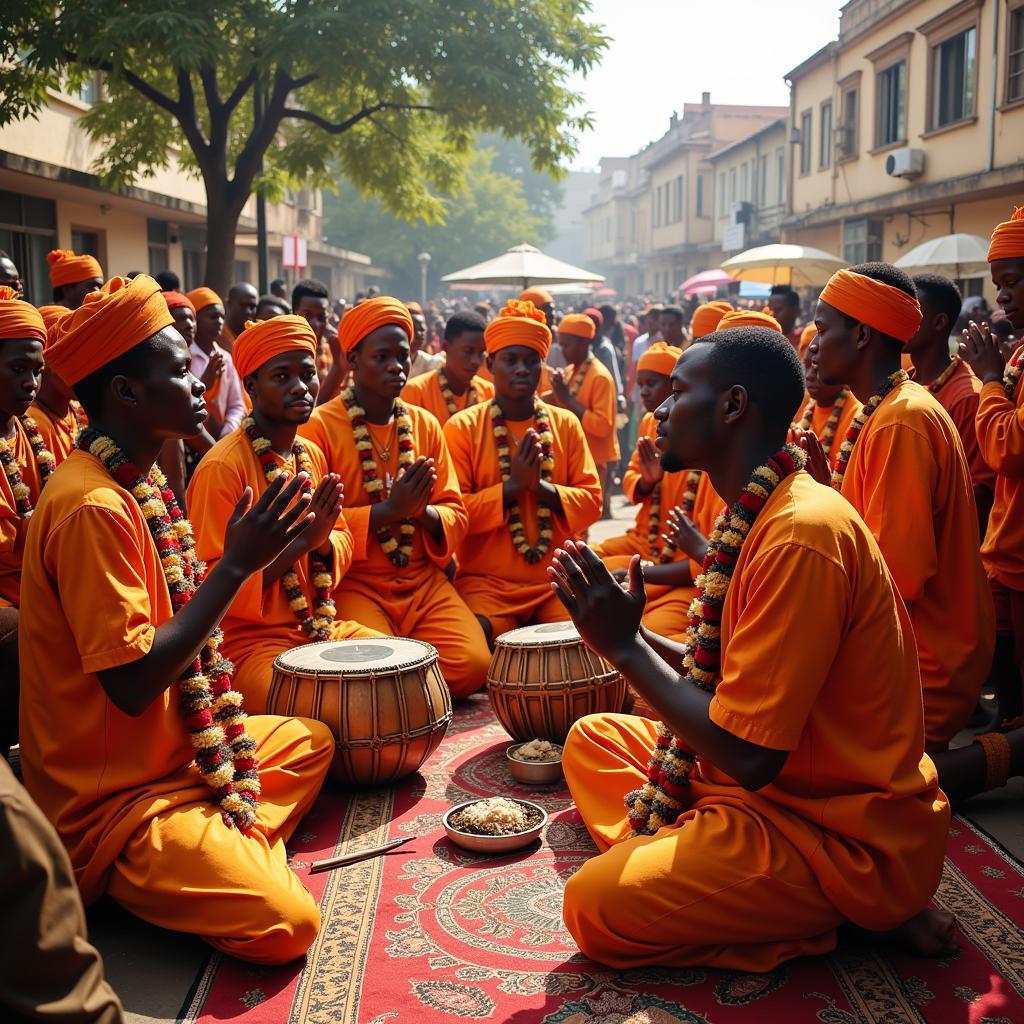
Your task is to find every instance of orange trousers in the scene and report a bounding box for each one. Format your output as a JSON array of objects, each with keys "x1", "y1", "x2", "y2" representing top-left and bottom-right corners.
[
  {"x1": 455, "y1": 574, "x2": 570, "y2": 642},
  {"x1": 562, "y1": 714, "x2": 844, "y2": 972},
  {"x1": 106, "y1": 715, "x2": 332, "y2": 965},
  {"x1": 599, "y1": 554, "x2": 693, "y2": 642}
]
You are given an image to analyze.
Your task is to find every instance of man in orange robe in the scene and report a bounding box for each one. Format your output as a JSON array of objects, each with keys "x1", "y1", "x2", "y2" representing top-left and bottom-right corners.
[
  {"x1": 299, "y1": 297, "x2": 491, "y2": 697},
  {"x1": 19, "y1": 274, "x2": 335, "y2": 964},
  {"x1": 46, "y1": 250, "x2": 103, "y2": 309},
  {"x1": 551, "y1": 326, "x2": 952, "y2": 971},
  {"x1": 791, "y1": 336, "x2": 861, "y2": 473},
  {"x1": 804, "y1": 263, "x2": 994, "y2": 752},
  {"x1": 188, "y1": 316, "x2": 382, "y2": 710},
  {"x1": 402, "y1": 310, "x2": 494, "y2": 425},
  {"x1": 30, "y1": 304, "x2": 82, "y2": 465},
  {"x1": 443, "y1": 300, "x2": 602, "y2": 644}
]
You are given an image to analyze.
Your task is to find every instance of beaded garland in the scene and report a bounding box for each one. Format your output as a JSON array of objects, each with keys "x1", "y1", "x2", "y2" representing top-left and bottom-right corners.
[
  {"x1": 1003, "y1": 344, "x2": 1024, "y2": 400},
  {"x1": 797, "y1": 388, "x2": 848, "y2": 463},
  {"x1": 567, "y1": 353, "x2": 593, "y2": 399},
  {"x1": 342, "y1": 386, "x2": 417, "y2": 568},
  {"x1": 77, "y1": 428, "x2": 260, "y2": 830},
  {"x1": 437, "y1": 365, "x2": 478, "y2": 418},
  {"x1": 926, "y1": 356, "x2": 962, "y2": 396},
  {"x1": 243, "y1": 416, "x2": 335, "y2": 640},
  {"x1": 491, "y1": 398, "x2": 556, "y2": 563},
  {"x1": 651, "y1": 469, "x2": 702, "y2": 564},
  {"x1": 830, "y1": 370, "x2": 908, "y2": 490},
  {"x1": 0, "y1": 414, "x2": 55, "y2": 518},
  {"x1": 625, "y1": 444, "x2": 805, "y2": 835}
]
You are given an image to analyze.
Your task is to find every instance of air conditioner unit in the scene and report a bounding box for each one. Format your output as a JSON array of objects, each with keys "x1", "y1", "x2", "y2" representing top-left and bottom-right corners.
[{"x1": 885, "y1": 147, "x2": 925, "y2": 179}]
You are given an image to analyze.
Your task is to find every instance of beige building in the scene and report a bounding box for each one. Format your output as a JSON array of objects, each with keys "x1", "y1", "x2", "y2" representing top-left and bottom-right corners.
[
  {"x1": 0, "y1": 78, "x2": 383, "y2": 304},
  {"x1": 784, "y1": 0, "x2": 1024, "y2": 297}
]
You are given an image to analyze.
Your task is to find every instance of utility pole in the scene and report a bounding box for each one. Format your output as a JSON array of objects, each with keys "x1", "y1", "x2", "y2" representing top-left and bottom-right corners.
[{"x1": 254, "y1": 81, "x2": 269, "y2": 294}]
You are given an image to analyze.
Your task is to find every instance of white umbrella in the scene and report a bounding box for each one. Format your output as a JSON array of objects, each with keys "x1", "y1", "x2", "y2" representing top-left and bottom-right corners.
[
  {"x1": 720, "y1": 244, "x2": 846, "y2": 287},
  {"x1": 893, "y1": 233, "x2": 990, "y2": 277},
  {"x1": 441, "y1": 243, "x2": 605, "y2": 288}
]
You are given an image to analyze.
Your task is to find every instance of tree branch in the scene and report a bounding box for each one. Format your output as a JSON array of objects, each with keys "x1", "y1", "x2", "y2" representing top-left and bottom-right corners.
[
  {"x1": 281, "y1": 101, "x2": 438, "y2": 135},
  {"x1": 222, "y1": 65, "x2": 258, "y2": 116},
  {"x1": 63, "y1": 50, "x2": 182, "y2": 119}
]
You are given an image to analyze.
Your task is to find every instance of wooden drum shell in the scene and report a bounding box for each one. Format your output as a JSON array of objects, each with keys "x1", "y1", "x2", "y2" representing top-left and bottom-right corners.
[{"x1": 268, "y1": 639, "x2": 452, "y2": 788}]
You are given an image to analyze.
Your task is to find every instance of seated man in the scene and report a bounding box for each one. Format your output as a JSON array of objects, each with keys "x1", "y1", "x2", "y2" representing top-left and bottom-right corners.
[
  {"x1": 188, "y1": 315, "x2": 382, "y2": 710},
  {"x1": 402, "y1": 311, "x2": 494, "y2": 425},
  {"x1": 551, "y1": 326, "x2": 953, "y2": 971},
  {"x1": 46, "y1": 250, "x2": 103, "y2": 310},
  {"x1": 443, "y1": 300, "x2": 601, "y2": 644},
  {"x1": 19, "y1": 274, "x2": 334, "y2": 964},
  {"x1": 792, "y1": 336, "x2": 861, "y2": 473},
  {"x1": 31, "y1": 304, "x2": 83, "y2": 465},
  {"x1": 299, "y1": 297, "x2": 491, "y2": 698}
]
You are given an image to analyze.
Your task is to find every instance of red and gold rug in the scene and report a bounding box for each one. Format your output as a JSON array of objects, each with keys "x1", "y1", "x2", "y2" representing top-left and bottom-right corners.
[{"x1": 182, "y1": 696, "x2": 1024, "y2": 1023}]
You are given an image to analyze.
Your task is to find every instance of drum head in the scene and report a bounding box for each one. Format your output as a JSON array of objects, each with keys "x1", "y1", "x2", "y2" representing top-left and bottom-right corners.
[
  {"x1": 274, "y1": 637, "x2": 438, "y2": 675},
  {"x1": 494, "y1": 621, "x2": 581, "y2": 647}
]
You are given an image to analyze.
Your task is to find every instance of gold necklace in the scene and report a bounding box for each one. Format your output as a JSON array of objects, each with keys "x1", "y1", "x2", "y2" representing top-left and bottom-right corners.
[{"x1": 367, "y1": 419, "x2": 397, "y2": 463}]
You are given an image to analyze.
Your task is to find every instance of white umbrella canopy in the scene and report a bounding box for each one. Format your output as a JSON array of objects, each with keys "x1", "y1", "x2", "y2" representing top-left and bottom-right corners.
[
  {"x1": 441, "y1": 243, "x2": 605, "y2": 288},
  {"x1": 893, "y1": 233, "x2": 990, "y2": 277},
  {"x1": 720, "y1": 244, "x2": 846, "y2": 287}
]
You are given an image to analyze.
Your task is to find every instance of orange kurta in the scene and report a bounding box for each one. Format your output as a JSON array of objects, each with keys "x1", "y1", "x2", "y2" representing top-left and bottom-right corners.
[
  {"x1": 298, "y1": 399, "x2": 491, "y2": 697},
  {"x1": 562, "y1": 471, "x2": 948, "y2": 972},
  {"x1": 931, "y1": 361, "x2": 996, "y2": 494},
  {"x1": 841, "y1": 379, "x2": 994, "y2": 747},
  {"x1": 798, "y1": 394, "x2": 862, "y2": 472},
  {"x1": 186, "y1": 428, "x2": 381, "y2": 710},
  {"x1": 18, "y1": 449, "x2": 334, "y2": 963},
  {"x1": 0, "y1": 418, "x2": 45, "y2": 608},
  {"x1": 444, "y1": 401, "x2": 602, "y2": 637},
  {"x1": 28, "y1": 402, "x2": 80, "y2": 467},
  {"x1": 401, "y1": 369, "x2": 495, "y2": 426},
  {"x1": 563, "y1": 356, "x2": 620, "y2": 466}
]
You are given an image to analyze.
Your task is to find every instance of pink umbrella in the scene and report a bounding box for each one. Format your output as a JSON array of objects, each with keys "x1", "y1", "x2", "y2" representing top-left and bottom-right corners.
[
  {"x1": 592, "y1": 286, "x2": 618, "y2": 299},
  {"x1": 677, "y1": 269, "x2": 735, "y2": 296}
]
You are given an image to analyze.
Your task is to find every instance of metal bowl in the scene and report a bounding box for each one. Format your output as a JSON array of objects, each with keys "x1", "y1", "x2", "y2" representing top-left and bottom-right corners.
[
  {"x1": 506, "y1": 743, "x2": 564, "y2": 786},
  {"x1": 443, "y1": 799, "x2": 548, "y2": 854}
]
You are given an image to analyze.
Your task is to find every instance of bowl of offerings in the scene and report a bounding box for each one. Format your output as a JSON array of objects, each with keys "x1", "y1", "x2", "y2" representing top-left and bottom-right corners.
[
  {"x1": 506, "y1": 739, "x2": 564, "y2": 785},
  {"x1": 443, "y1": 797, "x2": 548, "y2": 854}
]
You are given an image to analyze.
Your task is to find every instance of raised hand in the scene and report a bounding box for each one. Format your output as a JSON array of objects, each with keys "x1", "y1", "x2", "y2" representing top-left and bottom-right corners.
[
  {"x1": 301, "y1": 474, "x2": 344, "y2": 555},
  {"x1": 223, "y1": 472, "x2": 314, "y2": 576},
  {"x1": 386, "y1": 456, "x2": 436, "y2": 520},
  {"x1": 200, "y1": 350, "x2": 226, "y2": 390},
  {"x1": 792, "y1": 428, "x2": 831, "y2": 486},
  {"x1": 636, "y1": 435, "x2": 664, "y2": 488},
  {"x1": 549, "y1": 369, "x2": 571, "y2": 406},
  {"x1": 961, "y1": 320, "x2": 1006, "y2": 386},
  {"x1": 663, "y1": 505, "x2": 708, "y2": 564}
]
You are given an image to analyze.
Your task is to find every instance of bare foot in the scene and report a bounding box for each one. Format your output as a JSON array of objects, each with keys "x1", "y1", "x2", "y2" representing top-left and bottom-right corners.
[{"x1": 878, "y1": 909, "x2": 959, "y2": 958}]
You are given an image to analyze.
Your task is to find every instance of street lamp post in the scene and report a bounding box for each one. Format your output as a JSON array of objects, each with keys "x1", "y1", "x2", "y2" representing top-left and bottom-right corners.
[{"x1": 417, "y1": 251, "x2": 431, "y2": 308}]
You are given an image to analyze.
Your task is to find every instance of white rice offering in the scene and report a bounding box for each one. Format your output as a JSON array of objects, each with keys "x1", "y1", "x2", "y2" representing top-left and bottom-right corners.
[
  {"x1": 449, "y1": 797, "x2": 541, "y2": 836},
  {"x1": 511, "y1": 739, "x2": 562, "y2": 763}
]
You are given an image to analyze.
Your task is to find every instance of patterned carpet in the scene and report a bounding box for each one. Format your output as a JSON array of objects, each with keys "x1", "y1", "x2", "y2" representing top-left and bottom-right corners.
[{"x1": 181, "y1": 695, "x2": 1024, "y2": 1023}]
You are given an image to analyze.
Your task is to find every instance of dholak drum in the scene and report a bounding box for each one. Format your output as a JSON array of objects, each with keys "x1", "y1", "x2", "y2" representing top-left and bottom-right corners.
[
  {"x1": 268, "y1": 638, "x2": 452, "y2": 788},
  {"x1": 622, "y1": 688, "x2": 658, "y2": 720},
  {"x1": 486, "y1": 621, "x2": 626, "y2": 743}
]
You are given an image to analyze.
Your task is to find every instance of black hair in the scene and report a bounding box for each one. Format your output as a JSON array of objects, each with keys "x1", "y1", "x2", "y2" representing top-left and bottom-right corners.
[
  {"x1": 769, "y1": 285, "x2": 800, "y2": 308},
  {"x1": 444, "y1": 310, "x2": 487, "y2": 341},
  {"x1": 73, "y1": 334, "x2": 167, "y2": 420},
  {"x1": 660, "y1": 305, "x2": 684, "y2": 321},
  {"x1": 270, "y1": 278, "x2": 286, "y2": 290},
  {"x1": 702, "y1": 325, "x2": 806, "y2": 438},
  {"x1": 912, "y1": 273, "x2": 962, "y2": 329},
  {"x1": 154, "y1": 270, "x2": 181, "y2": 291},
  {"x1": 257, "y1": 294, "x2": 289, "y2": 316},
  {"x1": 291, "y1": 278, "x2": 329, "y2": 312},
  {"x1": 598, "y1": 303, "x2": 617, "y2": 321}
]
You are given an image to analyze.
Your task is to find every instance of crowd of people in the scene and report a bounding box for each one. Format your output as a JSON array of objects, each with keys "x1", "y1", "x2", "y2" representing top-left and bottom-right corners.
[{"x1": 0, "y1": 204, "x2": 1023, "y2": 1018}]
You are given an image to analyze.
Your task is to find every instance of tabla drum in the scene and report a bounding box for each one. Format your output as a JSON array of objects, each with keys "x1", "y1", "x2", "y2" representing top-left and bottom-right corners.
[
  {"x1": 268, "y1": 638, "x2": 452, "y2": 788},
  {"x1": 486, "y1": 621, "x2": 626, "y2": 743},
  {"x1": 622, "y1": 688, "x2": 658, "y2": 721}
]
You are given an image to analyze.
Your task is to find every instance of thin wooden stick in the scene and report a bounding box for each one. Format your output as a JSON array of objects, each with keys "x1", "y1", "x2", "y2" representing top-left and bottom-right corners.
[{"x1": 309, "y1": 835, "x2": 415, "y2": 874}]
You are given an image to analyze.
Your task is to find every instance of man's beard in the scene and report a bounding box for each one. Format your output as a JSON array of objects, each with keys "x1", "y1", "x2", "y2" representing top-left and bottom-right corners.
[{"x1": 660, "y1": 448, "x2": 686, "y2": 474}]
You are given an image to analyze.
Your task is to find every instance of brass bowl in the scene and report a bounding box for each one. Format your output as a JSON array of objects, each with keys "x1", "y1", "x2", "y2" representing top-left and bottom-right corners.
[
  {"x1": 506, "y1": 743, "x2": 564, "y2": 786},
  {"x1": 443, "y1": 799, "x2": 548, "y2": 854}
]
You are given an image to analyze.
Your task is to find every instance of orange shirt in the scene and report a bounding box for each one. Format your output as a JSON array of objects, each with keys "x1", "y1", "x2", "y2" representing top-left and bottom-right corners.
[
  {"x1": 401, "y1": 369, "x2": 495, "y2": 426},
  {"x1": 560, "y1": 356, "x2": 620, "y2": 465},
  {"x1": 796, "y1": 393, "x2": 862, "y2": 472},
  {"x1": 705, "y1": 470, "x2": 948, "y2": 929},
  {"x1": 28, "y1": 402, "x2": 80, "y2": 467},
  {"x1": 298, "y1": 399, "x2": 466, "y2": 581},
  {"x1": 931, "y1": 361, "x2": 995, "y2": 494},
  {"x1": 442, "y1": 401, "x2": 601, "y2": 587},
  {"x1": 0, "y1": 418, "x2": 45, "y2": 607}
]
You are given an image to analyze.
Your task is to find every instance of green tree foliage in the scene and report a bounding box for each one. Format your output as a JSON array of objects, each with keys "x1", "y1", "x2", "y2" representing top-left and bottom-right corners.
[
  {"x1": 324, "y1": 148, "x2": 546, "y2": 298},
  {"x1": 1, "y1": 1, "x2": 605, "y2": 295}
]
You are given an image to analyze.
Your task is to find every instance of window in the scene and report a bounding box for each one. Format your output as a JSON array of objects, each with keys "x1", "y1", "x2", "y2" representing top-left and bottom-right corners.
[
  {"x1": 820, "y1": 102, "x2": 833, "y2": 167},
  {"x1": 877, "y1": 61, "x2": 907, "y2": 146},
  {"x1": 799, "y1": 110, "x2": 812, "y2": 174},
  {"x1": 675, "y1": 174, "x2": 684, "y2": 222},
  {"x1": 838, "y1": 82, "x2": 859, "y2": 159},
  {"x1": 931, "y1": 26, "x2": 977, "y2": 128},
  {"x1": 718, "y1": 172, "x2": 726, "y2": 215},
  {"x1": 842, "y1": 218, "x2": 883, "y2": 264},
  {"x1": 729, "y1": 167, "x2": 736, "y2": 203},
  {"x1": 70, "y1": 229, "x2": 101, "y2": 261},
  {"x1": 0, "y1": 190, "x2": 57, "y2": 303},
  {"x1": 180, "y1": 225, "x2": 206, "y2": 290},
  {"x1": 758, "y1": 154, "x2": 768, "y2": 206},
  {"x1": 776, "y1": 148, "x2": 785, "y2": 203},
  {"x1": 696, "y1": 175, "x2": 705, "y2": 217},
  {"x1": 147, "y1": 219, "x2": 169, "y2": 276},
  {"x1": 1007, "y1": 5, "x2": 1024, "y2": 103}
]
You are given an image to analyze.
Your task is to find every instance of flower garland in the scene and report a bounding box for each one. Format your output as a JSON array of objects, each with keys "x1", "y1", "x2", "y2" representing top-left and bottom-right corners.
[
  {"x1": 797, "y1": 388, "x2": 849, "y2": 463},
  {"x1": 625, "y1": 444, "x2": 805, "y2": 836},
  {"x1": 77, "y1": 428, "x2": 259, "y2": 830},
  {"x1": 0, "y1": 415, "x2": 56, "y2": 518},
  {"x1": 1003, "y1": 344, "x2": 1024, "y2": 401},
  {"x1": 926, "y1": 356, "x2": 962, "y2": 396},
  {"x1": 651, "y1": 469, "x2": 702, "y2": 564},
  {"x1": 243, "y1": 416, "x2": 335, "y2": 640},
  {"x1": 567, "y1": 353, "x2": 594, "y2": 399},
  {"x1": 830, "y1": 370, "x2": 908, "y2": 490},
  {"x1": 491, "y1": 398, "x2": 556, "y2": 563},
  {"x1": 437, "y1": 365, "x2": 479, "y2": 419},
  {"x1": 342, "y1": 386, "x2": 416, "y2": 568}
]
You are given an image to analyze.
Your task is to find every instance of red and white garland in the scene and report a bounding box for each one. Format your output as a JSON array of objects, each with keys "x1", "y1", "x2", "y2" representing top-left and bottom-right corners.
[
  {"x1": 830, "y1": 370, "x2": 908, "y2": 490},
  {"x1": 1003, "y1": 344, "x2": 1024, "y2": 400},
  {"x1": 0, "y1": 415, "x2": 55, "y2": 517},
  {"x1": 437, "y1": 366, "x2": 479, "y2": 418},
  {"x1": 651, "y1": 470, "x2": 701, "y2": 564},
  {"x1": 567, "y1": 353, "x2": 593, "y2": 398},
  {"x1": 797, "y1": 388, "x2": 848, "y2": 463}
]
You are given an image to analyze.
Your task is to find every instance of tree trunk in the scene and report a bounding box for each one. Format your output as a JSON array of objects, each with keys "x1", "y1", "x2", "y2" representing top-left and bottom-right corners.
[{"x1": 202, "y1": 187, "x2": 249, "y2": 298}]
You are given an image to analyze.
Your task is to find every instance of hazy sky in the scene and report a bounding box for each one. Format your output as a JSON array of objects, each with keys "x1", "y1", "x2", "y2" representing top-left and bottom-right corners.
[{"x1": 567, "y1": 0, "x2": 847, "y2": 169}]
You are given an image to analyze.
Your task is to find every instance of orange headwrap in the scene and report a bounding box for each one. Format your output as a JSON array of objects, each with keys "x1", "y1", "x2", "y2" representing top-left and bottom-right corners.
[
  {"x1": 690, "y1": 301, "x2": 732, "y2": 339},
  {"x1": 46, "y1": 275, "x2": 174, "y2": 386},
  {"x1": 799, "y1": 322, "x2": 818, "y2": 356},
  {"x1": 163, "y1": 291, "x2": 195, "y2": 313},
  {"x1": 557, "y1": 313, "x2": 596, "y2": 340},
  {"x1": 637, "y1": 341, "x2": 682, "y2": 377},
  {"x1": 718, "y1": 309, "x2": 783, "y2": 333},
  {"x1": 187, "y1": 287, "x2": 223, "y2": 313},
  {"x1": 0, "y1": 286, "x2": 47, "y2": 345},
  {"x1": 583, "y1": 306, "x2": 604, "y2": 329},
  {"x1": 37, "y1": 305, "x2": 71, "y2": 349},
  {"x1": 46, "y1": 249, "x2": 103, "y2": 289},
  {"x1": 483, "y1": 300, "x2": 552, "y2": 359},
  {"x1": 338, "y1": 296, "x2": 413, "y2": 354},
  {"x1": 819, "y1": 268, "x2": 922, "y2": 343},
  {"x1": 405, "y1": 301, "x2": 424, "y2": 316},
  {"x1": 232, "y1": 315, "x2": 317, "y2": 380},
  {"x1": 519, "y1": 287, "x2": 553, "y2": 307},
  {"x1": 988, "y1": 206, "x2": 1024, "y2": 264}
]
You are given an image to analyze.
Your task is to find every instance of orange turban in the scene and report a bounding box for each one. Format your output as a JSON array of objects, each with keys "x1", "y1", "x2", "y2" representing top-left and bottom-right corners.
[
  {"x1": 37, "y1": 305, "x2": 71, "y2": 349},
  {"x1": 988, "y1": 206, "x2": 1024, "y2": 263},
  {"x1": 557, "y1": 313, "x2": 596, "y2": 340},
  {"x1": 163, "y1": 291, "x2": 195, "y2": 313},
  {"x1": 405, "y1": 301, "x2": 424, "y2": 316},
  {"x1": 637, "y1": 341, "x2": 682, "y2": 377},
  {"x1": 187, "y1": 287, "x2": 223, "y2": 312},
  {"x1": 690, "y1": 301, "x2": 732, "y2": 339},
  {"x1": 47, "y1": 249, "x2": 103, "y2": 289},
  {"x1": 0, "y1": 286, "x2": 47, "y2": 345},
  {"x1": 819, "y1": 269, "x2": 921, "y2": 343},
  {"x1": 799, "y1": 322, "x2": 818, "y2": 356},
  {"x1": 46, "y1": 275, "x2": 174, "y2": 386},
  {"x1": 519, "y1": 287, "x2": 553, "y2": 307},
  {"x1": 583, "y1": 306, "x2": 604, "y2": 329},
  {"x1": 483, "y1": 300, "x2": 552, "y2": 359},
  {"x1": 338, "y1": 296, "x2": 413, "y2": 354},
  {"x1": 232, "y1": 315, "x2": 317, "y2": 380},
  {"x1": 718, "y1": 309, "x2": 783, "y2": 333}
]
